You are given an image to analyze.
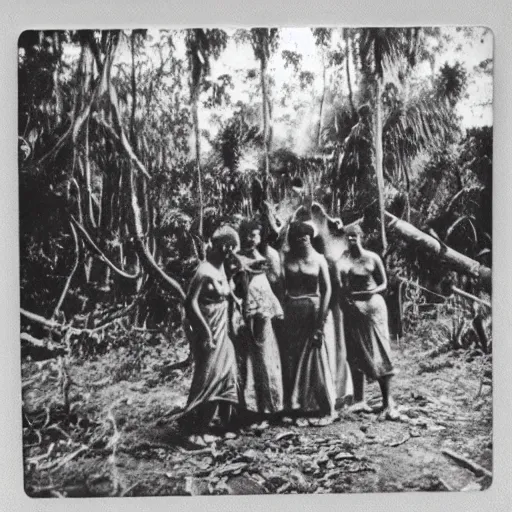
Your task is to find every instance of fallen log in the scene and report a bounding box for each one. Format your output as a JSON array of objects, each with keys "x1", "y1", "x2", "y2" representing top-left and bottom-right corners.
[
  {"x1": 442, "y1": 448, "x2": 492, "y2": 478},
  {"x1": 385, "y1": 212, "x2": 491, "y2": 293}
]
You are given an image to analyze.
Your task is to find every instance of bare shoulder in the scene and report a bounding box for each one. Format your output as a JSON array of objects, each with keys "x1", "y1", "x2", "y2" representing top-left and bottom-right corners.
[
  {"x1": 364, "y1": 250, "x2": 383, "y2": 265},
  {"x1": 314, "y1": 251, "x2": 329, "y2": 269},
  {"x1": 195, "y1": 262, "x2": 215, "y2": 281}
]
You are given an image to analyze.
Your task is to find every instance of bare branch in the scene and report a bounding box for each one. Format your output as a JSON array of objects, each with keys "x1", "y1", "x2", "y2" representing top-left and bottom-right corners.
[
  {"x1": 129, "y1": 170, "x2": 186, "y2": 301},
  {"x1": 52, "y1": 223, "x2": 80, "y2": 319},
  {"x1": 70, "y1": 216, "x2": 140, "y2": 280}
]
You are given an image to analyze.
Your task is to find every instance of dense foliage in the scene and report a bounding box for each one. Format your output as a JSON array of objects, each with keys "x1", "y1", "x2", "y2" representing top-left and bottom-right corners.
[{"x1": 18, "y1": 27, "x2": 492, "y2": 341}]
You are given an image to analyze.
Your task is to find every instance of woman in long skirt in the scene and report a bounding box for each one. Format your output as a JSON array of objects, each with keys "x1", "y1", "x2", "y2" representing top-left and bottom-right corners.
[
  {"x1": 336, "y1": 224, "x2": 398, "y2": 420},
  {"x1": 233, "y1": 220, "x2": 284, "y2": 420},
  {"x1": 171, "y1": 226, "x2": 240, "y2": 436},
  {"x1": 282, "y1": 221, "x2": 337, "y2": 425}
]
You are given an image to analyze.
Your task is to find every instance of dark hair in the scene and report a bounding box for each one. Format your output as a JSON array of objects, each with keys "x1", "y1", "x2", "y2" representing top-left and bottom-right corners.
[
  {"x1": 239, "y1": 219, "x2": 262, "y2": 241},
  {"x1": 211, "y1": 225, "x2": 240, "y2": 248},
  {"x1": 288, "y1": 221, "x2": 314, "y2": 241}
]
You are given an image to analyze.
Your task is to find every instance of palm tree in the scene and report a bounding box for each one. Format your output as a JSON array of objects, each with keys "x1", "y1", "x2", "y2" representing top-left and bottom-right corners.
[
  {"x1": 243, "y1": 28, "x2": 279, "y2": 197},
  {"x1": 358, "y1": 28, "x2": 422, "y2": 251}
]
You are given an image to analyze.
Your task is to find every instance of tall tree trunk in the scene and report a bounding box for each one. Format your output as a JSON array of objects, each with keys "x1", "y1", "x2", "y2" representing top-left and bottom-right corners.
[
  {"x1": 192, "y1": 86, "x2": 204, "y2": 240},
  {"x1": 385, "y1": 211, "x2": 492, "y2": 292},
  {"x1": 317, "y1": 48, "x2": 326, "y2": 148},
  {"x1": 374, "y1": 77, "x2": 387, "y2": 251},
  {"x1": 260, "y1": 53, "x2": 270, "y2": 196},
  {"x1": 344, "y1": 30, "x2": 356, "y2": 119}
]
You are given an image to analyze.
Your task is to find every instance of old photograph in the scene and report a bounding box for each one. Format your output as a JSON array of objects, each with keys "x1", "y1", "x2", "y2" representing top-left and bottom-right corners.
[{"x1": 19, "y1": 26, "x2": 493, "y2": 497}]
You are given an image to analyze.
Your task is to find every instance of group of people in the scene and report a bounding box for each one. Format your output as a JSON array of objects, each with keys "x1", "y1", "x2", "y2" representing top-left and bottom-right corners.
[{"x1": 171, "y1": 214, "x2": 398, "y2": 439}]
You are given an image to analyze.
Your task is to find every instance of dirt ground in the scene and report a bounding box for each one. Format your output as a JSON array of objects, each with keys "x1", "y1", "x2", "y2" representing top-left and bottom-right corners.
[{"x1": 21, "y1": 320, "x2": 492, "y2": 497}]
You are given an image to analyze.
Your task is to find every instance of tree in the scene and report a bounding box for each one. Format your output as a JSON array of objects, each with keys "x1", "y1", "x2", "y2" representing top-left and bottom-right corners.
[
  {"x1": 185, "y1": 29, "x2": 228, "y2": 240},
  {"x1": 312, "y1": 28, "x2": 332, "y2": 149},
  {"x1": 236, "y1": 28, "x2": 279, "y2": 197},
  {"x1": 358, "y1": 28, "x2": 422, "y2": 251}
]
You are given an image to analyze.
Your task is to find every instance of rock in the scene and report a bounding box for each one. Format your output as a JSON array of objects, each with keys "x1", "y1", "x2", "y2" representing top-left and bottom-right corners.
[
  {"x1": 326, "y1": 460, "x2": 335, "y2": 470},
  {"x1": 360, "y1": 425, "x2": 369, "y2": 433},
  {"x1": 224, "y1": 432, "x2": 237, "y2": 440}
]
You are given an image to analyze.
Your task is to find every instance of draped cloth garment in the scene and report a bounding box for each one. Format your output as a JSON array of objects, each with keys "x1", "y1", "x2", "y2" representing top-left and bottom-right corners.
[
  {"x1": 330, "y1": 298, "x2": 354, "y2": 406},
  {"x1": 282, "y1": 294, "x2": 336, "y2": 415},
  {"x1": 343, "y1": 293, "x2": 395, "y2": 381},
  {"x1": 235, "y1": 263, "x2": 284, "y2": 414},
  {"x1": 171, "y1": 297, "x2": 238, "y2": 426}
]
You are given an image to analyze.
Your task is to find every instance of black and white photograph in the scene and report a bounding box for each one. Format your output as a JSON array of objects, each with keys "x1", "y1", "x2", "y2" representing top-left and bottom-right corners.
[{"x1": 18, "y1": 26, "x2": 493, "y2": 498}]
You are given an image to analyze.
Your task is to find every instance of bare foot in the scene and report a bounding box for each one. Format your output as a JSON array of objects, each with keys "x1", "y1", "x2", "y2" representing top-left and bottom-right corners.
[
  {"x1": 348, "y1": 401, "x2": 372, "y2": 414},
  {"x1": 296, "y1": 418, "x2": 309, "y2": 427},
  {"x1": 187, "y1": 434, "x2": 207, "y2": 447},
  {"x1": 379, "y1": 406, "x2": 401, "y2": 421},
  {"x1": 312, "y1": 413, "x2": 338, "y2": 427}
]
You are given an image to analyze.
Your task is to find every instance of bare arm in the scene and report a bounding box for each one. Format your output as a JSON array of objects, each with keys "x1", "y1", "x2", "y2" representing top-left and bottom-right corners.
[
  {"x1": 185, "y1": 271, "x2": 213, "y2": 347},
  {"x1": 371, "y1": 254, "x2": 388, "y2": 294},
  {"x1": 351, "y1": 253, "x2": 388, "y2": 297}
]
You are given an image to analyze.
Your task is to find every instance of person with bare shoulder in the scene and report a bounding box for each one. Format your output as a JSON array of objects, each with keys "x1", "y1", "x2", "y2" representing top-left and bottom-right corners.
[
  {"x1": 336, "y1": 224, "x2": 398, "y2": 420},
  {"x1": 282, "y1": 221, "x2": 337, "y2": 425},
  {"x1": 171, "y1": 226, "x2": 240, "y2": 440},
  {"x1": 232, "y1": 219, "x2": 284, "y2": 425}
]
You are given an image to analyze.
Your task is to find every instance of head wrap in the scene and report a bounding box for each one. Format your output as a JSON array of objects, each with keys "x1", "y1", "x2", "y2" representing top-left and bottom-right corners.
[{"x1": 344, "y1": 223, "x2": 364, "y2": 238}]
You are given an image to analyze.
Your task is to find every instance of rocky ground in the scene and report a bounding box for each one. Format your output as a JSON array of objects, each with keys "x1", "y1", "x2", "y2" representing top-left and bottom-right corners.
[{"x1": 22, "y1": 319, "x2": 492, "y2": 497}]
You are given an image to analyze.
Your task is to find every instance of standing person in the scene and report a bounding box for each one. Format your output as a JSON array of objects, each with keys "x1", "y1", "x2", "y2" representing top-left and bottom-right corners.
[
  {"x1": 282, "y1": 221, "x2": 337, "y2": 425},
  {"x1": 233, "y1": 220, "x2": 284, "y2": 422},
  {"x1": 336, "y1": 224, "x2": 398, "y2": 420},
  {"x1": 171, "y1": 226, "x2": 240, "y2": 438}
]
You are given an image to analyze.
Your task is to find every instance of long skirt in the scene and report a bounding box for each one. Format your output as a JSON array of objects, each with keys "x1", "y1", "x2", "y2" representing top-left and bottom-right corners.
[
  {"x1": 236, "y1": 273, "x2": 284, "y2": 414},
  {"x1": 237, "y1": 315, "x2": 284, "y2": 414},
  {"x1": 343, "y1": 294, "x2": 395, "y2": 381},
  {"x1": 281, "y1": 295, "x2": 336, "y2": 415},
  {"x1": 172, "y1": 299, "x2": 239, "y2": 430}
]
